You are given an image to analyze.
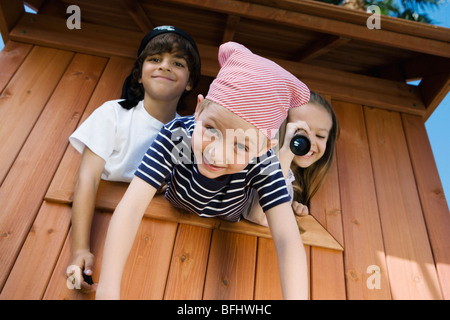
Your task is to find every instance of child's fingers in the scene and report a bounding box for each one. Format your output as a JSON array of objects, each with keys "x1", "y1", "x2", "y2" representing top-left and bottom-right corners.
[
  {"x1": 83, "y1": 253, "x2": 95, "y2": 275},
  {"x1": 284, "y1": 121, "x2": 312, "y2": 145},
  {"x1": 292, "y1": 121, "x2": 312, "y2": 137},
  {"x1": 292, "y1": 201, "x2": 309, "y2": 216},
  {"x1": 80, "y1": 280, "x2": 97, "y2": 294}
]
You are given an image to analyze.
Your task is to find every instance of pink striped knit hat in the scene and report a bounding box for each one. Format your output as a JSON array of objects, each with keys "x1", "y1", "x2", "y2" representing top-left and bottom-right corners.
[{"x1": 206, "y1": 42, "x2": 310, "y2": 140}]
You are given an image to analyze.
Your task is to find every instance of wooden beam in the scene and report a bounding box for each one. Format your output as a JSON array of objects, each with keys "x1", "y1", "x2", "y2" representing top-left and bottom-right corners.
[
  {"x1": 222, "y1": 14, "x2": 240, "y2": 43},
  {"x1": 420, "y1": 73, "x2": 450, "y2": 120},
  {"x1": 120, "y1": 0, "x2": 154, "y2": 33},
  {"x1": 9, "y1": 12, "x2": 427, "y2": 116},
  {"x1": 159, "y1": 0, "x2": 450, "y2": 58},
  {"x1": 266, "y1": 57, "x2": 426, "y2": 116},
  {"x1": 10, "y1": 12, "x2": 141, "y2": 58},
  {"x1": 371, "y1": 55, "x2": 450, "y2": 82},
  {"x1": 0, "y1": 0, "x2": 24, "y2": 44},
  {"x1": 24, "y1": 0, "x2": 45, "y2": 12},
  {"x1": 295, "y1": 35, "x2": 351, "y2": 62},
  {"x1": 46, "y1": 176, "x2": 344, "y2": 251},
  {"x1": 403, "y1": 56, "x2": 450, "y2": 81},
  {"x1": 243, "y1": 0, "x2": 450, "y2": 43}
]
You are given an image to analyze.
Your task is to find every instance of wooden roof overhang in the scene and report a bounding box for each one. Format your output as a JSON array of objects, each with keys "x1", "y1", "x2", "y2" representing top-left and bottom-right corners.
[{"x1": 1, "y1": 0, "x2": 449, "y2": 120}]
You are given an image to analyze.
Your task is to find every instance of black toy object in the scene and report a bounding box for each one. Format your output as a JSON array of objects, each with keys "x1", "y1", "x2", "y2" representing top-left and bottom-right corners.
[
  {"x1": 289, "y1": 133, "x2": 311, "y2": 156},
  {"x1": 82, "y1": 268, "x2": 94, "y2": 285}
]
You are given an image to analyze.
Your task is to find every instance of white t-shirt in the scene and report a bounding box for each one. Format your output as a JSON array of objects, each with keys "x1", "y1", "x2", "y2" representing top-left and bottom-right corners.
[{"x1": 69, "y1": 99, "x2": 177, "y2": 182}]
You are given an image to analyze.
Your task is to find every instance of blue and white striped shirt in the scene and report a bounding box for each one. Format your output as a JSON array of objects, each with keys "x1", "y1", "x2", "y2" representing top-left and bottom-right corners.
[{"x1": 135, "y1": 116, "x2": 290, "y2": 222}]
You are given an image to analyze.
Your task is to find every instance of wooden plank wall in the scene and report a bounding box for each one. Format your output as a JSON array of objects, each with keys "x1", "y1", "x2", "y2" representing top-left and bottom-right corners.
[
  {"x1": 0, "y1": 41, "x2": 106, "y2": 289},
  {"x1": 0, "y1": 41, "x2": 449, "y2": 300}
]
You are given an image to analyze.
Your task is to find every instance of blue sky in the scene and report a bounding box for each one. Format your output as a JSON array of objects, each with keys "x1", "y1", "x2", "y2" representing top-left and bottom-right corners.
[{"x1": 0, "y1": 2, "x2": 449, "y2": 207}]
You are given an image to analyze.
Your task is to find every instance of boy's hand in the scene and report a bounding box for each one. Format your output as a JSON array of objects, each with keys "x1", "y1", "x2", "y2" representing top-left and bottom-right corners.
[
  {"x1": 67, "y1": 250, "x2": 97, "y2": 293},
  {"x1": 292, "y1": 201, "x2": 309, "y2": 216}
]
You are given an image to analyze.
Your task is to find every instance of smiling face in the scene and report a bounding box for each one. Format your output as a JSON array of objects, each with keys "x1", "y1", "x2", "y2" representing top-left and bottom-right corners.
[
  {"x1": 139, "y1": 51, "x2": 192, "y2": 104},
  {"x1": 192, "y1": 100, "x2": 274, "y2": 179},
  {"x1": 289, "y1": 102, "x2": 333, "y2": 168}
]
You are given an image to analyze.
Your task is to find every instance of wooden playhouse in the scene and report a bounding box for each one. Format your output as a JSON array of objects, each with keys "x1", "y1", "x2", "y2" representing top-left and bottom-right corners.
[{"x1": 0, "y1": 0, "x2": 449, "y2": 300}]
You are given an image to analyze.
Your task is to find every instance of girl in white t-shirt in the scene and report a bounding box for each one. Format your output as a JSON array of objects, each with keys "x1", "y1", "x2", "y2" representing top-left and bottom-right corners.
[{"x1": 67, "y1": 26, "x2": 201, "y2": 292}]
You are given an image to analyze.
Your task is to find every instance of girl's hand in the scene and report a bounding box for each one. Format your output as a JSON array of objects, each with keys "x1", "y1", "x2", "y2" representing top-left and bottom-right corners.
[
  {"x1": 67, "y1": 249, "x2": 97, "y2": 293},
  {"x1": 280, "y1": 120, "x2": 313, "y2": 154},
  {"x1": 278, "y1": 121, "x2": 313, "y2": 177},
  {"x1": 292, "y1": 201, "x2": 309, "y2": 216}
]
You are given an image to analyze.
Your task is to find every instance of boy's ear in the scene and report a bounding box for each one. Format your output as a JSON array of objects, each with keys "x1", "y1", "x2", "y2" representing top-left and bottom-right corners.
[{"x1": 194, "y1": 94, "x2": 205, "y2": 120}]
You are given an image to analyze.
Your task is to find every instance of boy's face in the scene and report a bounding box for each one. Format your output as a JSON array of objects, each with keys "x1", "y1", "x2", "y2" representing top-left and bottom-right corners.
[
  {"x1": 139, "y1": 51, "x2": 192, "y2": 103},
  {"x1": 192, "y1": 100, "x2": 275, "y2": 180}
]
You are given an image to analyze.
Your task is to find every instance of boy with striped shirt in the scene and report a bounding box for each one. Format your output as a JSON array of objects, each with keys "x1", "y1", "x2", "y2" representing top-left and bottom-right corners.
[{"x1": 97, "y1": 42, "x2": 310, "y2": 300}]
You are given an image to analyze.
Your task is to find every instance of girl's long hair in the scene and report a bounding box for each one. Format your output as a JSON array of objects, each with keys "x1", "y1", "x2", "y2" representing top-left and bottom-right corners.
[{"x1": 282, "y1": 92, "x2": 340, "y2": 207}]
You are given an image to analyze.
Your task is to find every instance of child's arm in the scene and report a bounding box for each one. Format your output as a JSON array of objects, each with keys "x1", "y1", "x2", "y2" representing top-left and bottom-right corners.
[
  {"x1": 96, "y1": 176, "x2": 157, "y2": 299},
  {"x1": 266, "y1": 202, "x2": 308, "y2": 299},
  {"x1": 69, "y1": 147, "x2": 105, "y2": 292}
]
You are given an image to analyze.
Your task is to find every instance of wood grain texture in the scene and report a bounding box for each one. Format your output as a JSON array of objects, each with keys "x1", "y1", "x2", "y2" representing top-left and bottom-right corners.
[
  {"x1": 0, "y1": 53, "x2": 106, "y2": 289},
  {"x1": 334, "y1": 100, "x2": 391, "y2": 299},
  {"x1": 0, "y1": 46, "x2": 73, "y2": 183},
  {"x1": 402, "y1": 113, "x2": 450, "y2": 299},
  {"x1": 164, "y1": 224, "x2": 212, "y2": 299},
  {"x1": 45, "y1": 56, "x2": 134, "y2": 203},
  {"x1": 365, "y1": 107, "x2": 442, "y2": 299},
  {"x1": 309, "y1": 156, "x2": 346, "y2": 299},
  {"x1": 0, "y1": 202, "x2": 71, "y2": 299},
  {"x1": 203, "y1": 230, "x2": 257, "y2": 299}
]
